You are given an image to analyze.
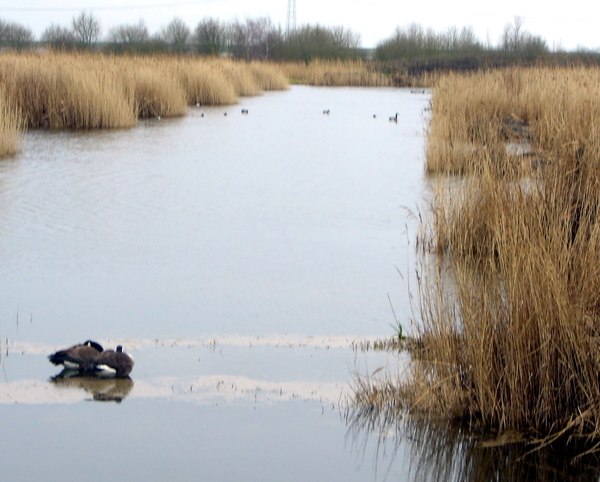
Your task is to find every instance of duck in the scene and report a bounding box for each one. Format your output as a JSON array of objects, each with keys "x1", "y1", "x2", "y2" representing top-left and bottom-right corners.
[
  {"x1": 389, "y1": 113, "x2": 399, "y2": 122},
  {"x1": 91, "y1": 346, "x2": 135, "y2": 378},
  {"x1": 48, "y1": 340, "x2": 104, "y2": 372}
]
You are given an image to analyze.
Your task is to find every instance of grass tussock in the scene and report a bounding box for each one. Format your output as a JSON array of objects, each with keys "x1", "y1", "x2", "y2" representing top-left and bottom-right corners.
[
  {"x1": 0, "y1": 52, "x2": 288, "y2": 147},
  {"x1": 0, "y1": 89, "x2": 22, "y2": 156},
  {"x1": 353, "y1": 66, "x2": 600, "y2": 445},
  {"x1": 282, "y1": 59, "x2": 391, "y2": 86}
]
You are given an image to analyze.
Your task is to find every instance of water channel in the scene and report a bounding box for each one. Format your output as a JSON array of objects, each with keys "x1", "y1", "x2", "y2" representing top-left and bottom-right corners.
[{"x1": 0, "y1": 85, "x2": 594, "y2": 481}]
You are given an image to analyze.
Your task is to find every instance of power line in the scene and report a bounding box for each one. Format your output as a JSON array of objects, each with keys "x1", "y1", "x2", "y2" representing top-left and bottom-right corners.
[{"x1": 0, "y1": 1, "x2": 228, "y2": 12}]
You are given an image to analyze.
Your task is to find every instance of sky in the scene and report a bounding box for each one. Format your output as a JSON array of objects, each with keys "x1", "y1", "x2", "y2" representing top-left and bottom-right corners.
[{"x1": 0, "y1": 0, "x2": 598, "y2": 50}]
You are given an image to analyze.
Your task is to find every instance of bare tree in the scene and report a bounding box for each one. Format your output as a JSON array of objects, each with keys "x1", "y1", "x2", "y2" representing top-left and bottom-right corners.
[
  {"x1": 41, "y1": 24, "x2": 77, "y2": 50},
  {"x1": 501, "y1": 16, "x2": 524, "y2": 52},
  {"x1": 72, "y1": 11, "x2": 101, "y2": 49},
  {"x1": 107, "y1": 19, "x2": 149, "y2": 44},
  {"x1": 0, "y1": 20, "x2": 33, "y2": 50},
  {"x1": 193, "y1": 17, "x2": 227, "y2": 56},
  {"x1": 159, "y1": 17, "x2": 191, "y2": 53},
  {"x1": 501, "y1": 16, "x2": 547, "y2": 56}
]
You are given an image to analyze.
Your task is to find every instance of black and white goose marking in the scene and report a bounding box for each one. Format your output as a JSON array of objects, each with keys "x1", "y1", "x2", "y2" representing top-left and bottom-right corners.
[
  {"x1": 92, "y1": 346, "x2": 134, "y2": 378},
  {"x1": 48, "y1": 340, "x2": 104, "y2": 372}
]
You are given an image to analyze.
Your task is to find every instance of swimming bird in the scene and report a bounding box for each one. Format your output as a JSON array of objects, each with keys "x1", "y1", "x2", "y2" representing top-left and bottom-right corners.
[
  {"x1": 48, "y1": 340, "x2": 104, "y2": 372},
  {"x1": 323, "y1": 109, "x2": 330, "y2": 114},
  {"x1": 241, "y1": 109, "x2": 249, "y2": 114},
  {"x1": 92, "y1": 346, "x2": 135, "y2": 379},
  {"x1": 389, "y1": 113, "x2": 399, "y2": 122}
]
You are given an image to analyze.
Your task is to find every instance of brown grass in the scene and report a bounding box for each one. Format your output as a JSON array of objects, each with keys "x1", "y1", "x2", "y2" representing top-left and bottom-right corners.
[
  {"x1": 351, "y1": 66, "x2": 600, "y2": 444},
  {"x1": 0, "y1": 88, "x2": 22, "y2": 156},
  {"x1": 282, "y1": 59, "x2": 391, "y2": 86},
  {"x1": 0, "y1": 53, "x2": 288, "y2": 146}
]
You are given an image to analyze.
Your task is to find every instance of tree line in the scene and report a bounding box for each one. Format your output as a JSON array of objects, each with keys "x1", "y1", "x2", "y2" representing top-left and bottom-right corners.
[
  {"x1": 0, "y1": 12, "x2": 362, "y2": 62},
  {"x1": 1, "y1": 13, "x2": 599, "y2": 67}
]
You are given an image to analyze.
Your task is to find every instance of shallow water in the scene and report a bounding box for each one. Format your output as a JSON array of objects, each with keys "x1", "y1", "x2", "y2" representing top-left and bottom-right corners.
[
  {"x1": 0, "y1": 85, "x2": 427, "y2": 481},
  {"x1": 0, "y1": 86, "x2": 426, "y2": 343}
]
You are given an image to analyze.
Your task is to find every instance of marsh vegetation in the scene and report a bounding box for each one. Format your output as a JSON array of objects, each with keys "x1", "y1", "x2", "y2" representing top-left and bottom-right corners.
[
  {"x1": 351, "y1": 66, "x2": 600, "y2": 450},
  {"x1": 0, "y1": 52, "x2": 288, "y2": 154}
]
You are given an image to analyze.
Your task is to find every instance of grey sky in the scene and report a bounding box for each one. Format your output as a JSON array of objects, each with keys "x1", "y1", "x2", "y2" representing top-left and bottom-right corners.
[{"x1": 0, "y1": 0, "x2": 597, "y2": 49}]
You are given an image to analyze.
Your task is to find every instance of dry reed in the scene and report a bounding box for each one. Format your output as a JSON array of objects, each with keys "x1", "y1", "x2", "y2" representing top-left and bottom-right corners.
[
  {"x1": 282, "y1": 59, "x2": 391, "y2": 86},
  {"x1": 0, "y1": 89, "x2": 22, "y2": 156},
  {"x1": 0, "y1": 52, "x2": 288, "y2": 141},
  {"x1": 353, "y1": 66, "x2": 600, "y2": 444}
]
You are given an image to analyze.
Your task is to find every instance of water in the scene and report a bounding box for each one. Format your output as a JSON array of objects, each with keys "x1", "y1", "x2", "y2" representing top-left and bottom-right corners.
[
  {"x1": 0, "y1": 86, "x2": 426, "y2": 343},
  {"x1": 0, "y1": 85, "x2": 427, "y2": 482}
]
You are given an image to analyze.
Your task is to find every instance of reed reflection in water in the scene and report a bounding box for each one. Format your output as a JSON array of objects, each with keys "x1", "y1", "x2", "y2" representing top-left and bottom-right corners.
[{"x1": 345, "y1": 409, "x2": 600, "y2": 482}]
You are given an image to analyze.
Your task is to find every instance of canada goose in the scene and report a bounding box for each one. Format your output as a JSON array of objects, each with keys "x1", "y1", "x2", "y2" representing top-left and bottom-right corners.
[
  {"x1": 48, "y1": 340, "x2": 104, "y2": 372},
  {"x1": 241, "y1": 109, "x2": 249, "y2": 114},
  {"x1": 389, "y1": 113, "x2": 399, "y2": 122},
  {"x1": 92, "y1": 346, "x2": 134, "y2": 378},
  {"x1": 323, "y1": 109, "x2": 330, "y2": 114}
]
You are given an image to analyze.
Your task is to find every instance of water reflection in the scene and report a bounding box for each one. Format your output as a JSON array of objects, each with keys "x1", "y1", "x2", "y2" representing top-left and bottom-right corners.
[
  {"x1": 50, "y1": 375, "x2": 134, "y2": 403},
  {"x1": 347, "y1": 412, "x2": 600, "y2": 482}
]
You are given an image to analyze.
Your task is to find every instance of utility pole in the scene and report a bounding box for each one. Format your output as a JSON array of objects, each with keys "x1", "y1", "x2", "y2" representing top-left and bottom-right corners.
[{"x1": 286, "y1": 0, "x2": 296, "y2": 37}]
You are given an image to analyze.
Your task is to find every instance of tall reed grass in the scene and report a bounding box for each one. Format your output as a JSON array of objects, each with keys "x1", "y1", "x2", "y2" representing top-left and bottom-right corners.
[
  {"x1": 354, "y1": 66, "x2": 600, "y2": 443},
  {"x1": 282, "y1": 59, "x2": 391, "y2": 86},
  {"x1": 0, "y1": 52, "x2": 288, "y2": 146},
  {"x1": 0, "y1": 89, "x2": 22, "y2": 156}
]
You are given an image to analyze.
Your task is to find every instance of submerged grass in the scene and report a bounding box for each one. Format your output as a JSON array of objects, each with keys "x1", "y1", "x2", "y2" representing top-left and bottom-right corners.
[
  {"x1": 0, "y1": 52, "x2": 288, "y2": 150},
  {"x1": 352, "y1": 66, "x2": 600, "y2": 447}
]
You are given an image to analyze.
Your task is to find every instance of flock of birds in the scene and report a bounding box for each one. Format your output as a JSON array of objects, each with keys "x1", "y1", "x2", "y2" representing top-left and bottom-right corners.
[
  {"x1": 180, "y1": 107, "x2": 404, "y2": 120},
  {"x1": 48, "y1": 340, "x2": 134, "y2": 379}
]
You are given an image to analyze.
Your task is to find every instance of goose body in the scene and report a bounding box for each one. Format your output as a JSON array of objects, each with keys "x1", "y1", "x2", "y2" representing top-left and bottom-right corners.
[
  {"x1": 389, "y1": 113, "x2": 399, "y2": 122},
  {"x1": 48, "y1": 340, "x2": 104, "y2": 372},
  {"x1": 92, "y1": 346, "x2": 134, "y2": 378}
]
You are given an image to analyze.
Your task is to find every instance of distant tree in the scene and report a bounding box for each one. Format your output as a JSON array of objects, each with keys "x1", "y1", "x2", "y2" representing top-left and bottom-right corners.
[
  {"x1": 193, "y1": 18, "x2": 227, "y2": 56},
  {"x1": 158, "y1": 17, "x2": 191, "y2": 53},
  {"x1": 41, "y1": 24, "x2": 77, "y2": 50},
  {"x1": 0, "y1": 19, "x2": 33, "y2": 50},
  {"x1": 107, "y1": 19, "x2": 149, "y2": 44},
  {"x1": 500, "y1": 16, "x2": 548, "y2": 57},
  {"x1": 72, "y1": 11, "x2": 101, "y2": 49},
  {"x1": 375, "y1": 22, "x2": 482, "y2": 61},
  {"x1": 281, "y1": 24, "x2": 363, "y2": 62}
]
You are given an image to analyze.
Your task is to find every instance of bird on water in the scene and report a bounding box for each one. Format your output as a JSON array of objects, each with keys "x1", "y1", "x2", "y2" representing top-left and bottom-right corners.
[
  {"x1": 92, "y1": 346, "x2": 135, "y2": 379},
  {"x1": 48, "y1": 341, "x2": 134, "y2": 378},
  {"x1": 48, "y1": 340, "x2": 104, "y2": 372}
]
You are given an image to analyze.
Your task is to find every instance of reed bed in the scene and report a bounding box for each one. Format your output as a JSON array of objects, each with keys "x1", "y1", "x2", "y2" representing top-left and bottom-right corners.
[
  {"x1": 282, "y1": 59, "x2": 391, "y2": 86},
  {"x1": 426, "y1": 67, "x2": 600, "y2": 175},
  {"x1": 353, "y1": 66, "x2": 600, "y2": 444},
  {"x1": 0, "y1": 89, "x2": 22, "y2": 156},
  {"x1": 0, "y1": 52, "x2": 288, "y2": 147}
]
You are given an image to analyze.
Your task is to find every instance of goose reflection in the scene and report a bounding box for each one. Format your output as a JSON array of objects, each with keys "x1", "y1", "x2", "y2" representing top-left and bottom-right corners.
[{"x1": 50, "y1": 374, "x2": 134, "y2": 403}]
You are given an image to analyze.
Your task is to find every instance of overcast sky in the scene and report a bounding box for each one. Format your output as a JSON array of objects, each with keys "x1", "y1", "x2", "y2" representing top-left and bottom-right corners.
[{"x1": 0, "y1": 0, "x2": 598, "y2": 50}]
